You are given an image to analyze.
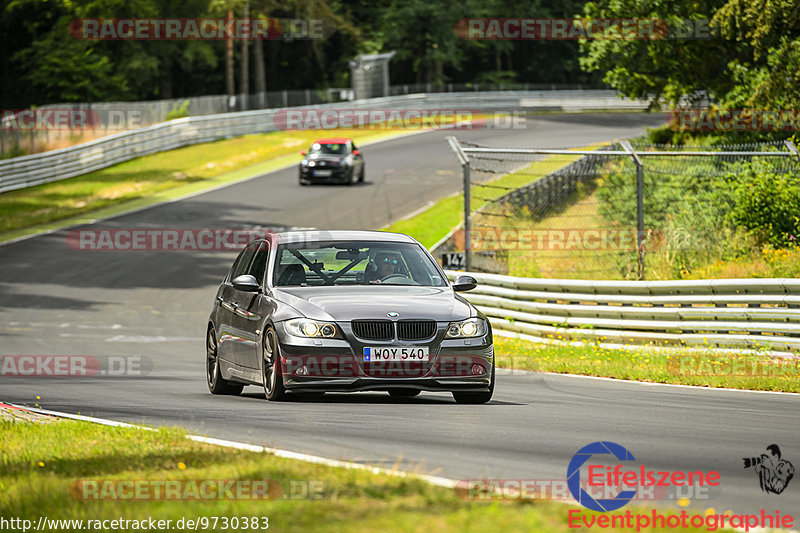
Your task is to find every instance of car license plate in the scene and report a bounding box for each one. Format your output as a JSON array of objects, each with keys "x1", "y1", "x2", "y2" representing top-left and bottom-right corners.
[
  {"x1": 363, "y1": 346, "x2": 429, "y2": 362},
  {"x1": 314, "y1": 170, "x2": 332, "y2": 177}
]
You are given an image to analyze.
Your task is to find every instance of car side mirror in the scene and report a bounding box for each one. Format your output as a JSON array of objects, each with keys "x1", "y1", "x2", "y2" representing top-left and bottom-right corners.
[
  {"x1": 232, "y1": 274, "x2": 261, "y2": 292},
  {"x1": 452, "y1": 275, "x2": 477, "y2": 292},
  {"x1": 353, "y1": 150, "x2": 360, "y2": 156},
  {"x1": 300, "y1": 150, "x2": 307, "y2": 156}
]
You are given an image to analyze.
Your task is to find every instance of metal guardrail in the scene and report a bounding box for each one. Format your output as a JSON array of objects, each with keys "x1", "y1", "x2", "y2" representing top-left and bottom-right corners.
[
  {"x1": 0, "y1": 90, "x2": 649, "y2": 193},
  {"x1": 445, "y1": 271, "x2": 800, "y2": 353}
]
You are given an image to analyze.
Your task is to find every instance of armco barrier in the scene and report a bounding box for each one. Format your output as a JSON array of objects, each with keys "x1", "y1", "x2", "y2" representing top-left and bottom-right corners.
[
  {"x1": 445, "y1": 271, "x2": 800, "y2": 353},
  {"x1": 0, "y1": 91, "x2": 649, "y2": 193}
]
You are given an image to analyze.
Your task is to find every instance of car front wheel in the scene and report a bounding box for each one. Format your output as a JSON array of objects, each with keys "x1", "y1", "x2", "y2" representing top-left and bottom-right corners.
[{"x1": 263, "y1": 326, "x2": 287, "y2": 401}]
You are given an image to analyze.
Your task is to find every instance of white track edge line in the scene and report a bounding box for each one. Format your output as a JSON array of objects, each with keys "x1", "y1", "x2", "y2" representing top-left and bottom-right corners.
[
  {"x1": 6, "y1": 402, "x2": 456, "y2": 489},
  {"x1": 7, "y1": 402, "x2": 797, "y2": 532}
]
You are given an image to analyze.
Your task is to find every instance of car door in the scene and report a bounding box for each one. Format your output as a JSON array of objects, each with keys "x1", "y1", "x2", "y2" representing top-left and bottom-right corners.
[
  {"x1": 229, "y1": 241, "x2": 272, "y2": 369},
  {"x1": 219, "y1": 243, "x2": 259, "y2": 368}
]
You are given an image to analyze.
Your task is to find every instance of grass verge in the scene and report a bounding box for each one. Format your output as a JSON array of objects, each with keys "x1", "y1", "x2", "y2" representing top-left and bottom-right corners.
[
  {"x1": 384, "y1": 152, "x2": 594, "y2": 249},
  {"x1": 494, "y1": 336, "x2": 800, "y2": 393},
  {"x1": 0, "y1": 127, "x2": 420, "y2": 242},
  {"x1": 1, "y1": 417, "x2": 730, "y2": 532}
]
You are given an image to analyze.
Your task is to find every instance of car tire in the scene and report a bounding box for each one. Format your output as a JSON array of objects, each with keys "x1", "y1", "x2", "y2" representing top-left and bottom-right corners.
[
  {"x1": 388, "y1": 389, "x2": 420, "y2": 397},
  {"x1": 299, "y1": 177, "x2": 309, "y2": 186},
  {"x1": 263, "y1": 326, "x2": 287, "y2": 401},
  {"x1": 206, "y1": 328, "x2": 243, "y2": 396},
  {"x1": 358, "y1": 166, "x2": 365, "y2": 183},
  {"x1": 452, "y1": 360, "x2": 494, "y2": 404},
  {"x1": 347, "y1": 168, "x2": 356, "y2": 186}
]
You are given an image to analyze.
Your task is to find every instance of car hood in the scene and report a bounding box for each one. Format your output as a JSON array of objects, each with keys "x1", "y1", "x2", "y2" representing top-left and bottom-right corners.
[{"x1": 272, "y1": 285, "x2": 474, "y2": 322}]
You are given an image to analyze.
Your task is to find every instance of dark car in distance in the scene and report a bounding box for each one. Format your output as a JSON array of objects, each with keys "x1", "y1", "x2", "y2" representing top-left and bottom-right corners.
[
  {"x1": 206, "y1": 230, "x2": 494, "y2": 403},
  {"x1": 298, "y1": 138, "x2": 365, "y2": 185}
]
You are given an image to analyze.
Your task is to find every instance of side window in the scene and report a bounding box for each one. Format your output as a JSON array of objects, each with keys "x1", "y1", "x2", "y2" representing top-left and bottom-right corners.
[
  {"x1": 247, "y1": 242, "x2": 270, "y2": 286},
  {"x1": 350, "y1": 141, "x2": 357, "y2": 153},
  {"x1": 230, "y1": 243, "x2": 258, "y2": 280},
  {"x1": 227, "y1": 249, "x2": 248, "y2": 282}
]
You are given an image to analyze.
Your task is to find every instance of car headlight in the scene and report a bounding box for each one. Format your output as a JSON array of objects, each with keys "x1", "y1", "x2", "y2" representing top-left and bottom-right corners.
[
  {"x1": 445, "y1": 318, "x2": 486, "y2": 338},
  {"x1": 285, "y1": 318, "x2": 339, "y2": 338},
  {"x1": 301, "y1": 159, "x2": 309, "y2": 166}
]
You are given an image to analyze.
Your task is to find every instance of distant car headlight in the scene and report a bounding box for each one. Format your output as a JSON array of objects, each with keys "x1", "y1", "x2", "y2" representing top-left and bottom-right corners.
[
  {"x1": 445, "y1": 318, "x2": 486, "y2": 338},
  {"x1": 285, "y1": 318, "x2": 339, "y2": 338}
]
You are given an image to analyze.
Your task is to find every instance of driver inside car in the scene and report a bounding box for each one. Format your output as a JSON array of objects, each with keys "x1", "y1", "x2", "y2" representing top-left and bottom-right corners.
[{"x1": 367, "y1": 252, "x2": 402, "y2": 283}]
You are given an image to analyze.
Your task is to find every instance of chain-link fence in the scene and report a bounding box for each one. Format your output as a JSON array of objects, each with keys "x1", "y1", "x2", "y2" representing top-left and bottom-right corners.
[{"x1": 442, "y1": 138, "x2": 800, "y2": 280}]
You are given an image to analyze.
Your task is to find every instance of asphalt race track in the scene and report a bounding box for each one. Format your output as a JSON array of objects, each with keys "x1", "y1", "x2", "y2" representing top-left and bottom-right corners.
[{"x1": 3, "y1": 112, "x2": 798, "y2": 517}]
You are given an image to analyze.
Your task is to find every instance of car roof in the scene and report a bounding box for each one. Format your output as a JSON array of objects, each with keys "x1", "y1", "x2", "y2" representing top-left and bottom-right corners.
[
  {"x1": 273, "y1": 230, "x2": 417, "y2": 245},
  {"x1": 311, "y1": 138, "x2": 351, "y2": 144}
]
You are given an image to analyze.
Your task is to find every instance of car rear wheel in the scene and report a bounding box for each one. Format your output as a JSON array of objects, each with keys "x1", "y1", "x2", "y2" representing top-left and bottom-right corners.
[
  {"x1": 263, "y1": 326, "x2": 287, "y2": 401},
  {"x1": 388, "y1": 389, "x2": 420, "y2": 397},
  {"x1": 452, "y1": 360, "x2": 494, "y2": 404},
  {"x1": 206, "y1": 328, "x2": 243, "y2": 395}
]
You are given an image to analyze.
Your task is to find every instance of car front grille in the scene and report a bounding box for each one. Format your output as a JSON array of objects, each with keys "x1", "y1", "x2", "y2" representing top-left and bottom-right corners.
[
  {"x1": 351, "y1": 320, "x2": 393, "y2": 340},
  {"x1": 397, "y1": 320, "x2": 436, "y2": 340}
]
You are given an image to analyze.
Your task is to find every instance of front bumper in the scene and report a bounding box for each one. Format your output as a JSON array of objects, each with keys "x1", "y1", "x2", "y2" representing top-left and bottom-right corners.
[
  {"x1": 299, "y1": 165, "x2": 350, "y2": 183},
  {"x1": 275, "y1": 321, "x2": 493, "y2": 393}
]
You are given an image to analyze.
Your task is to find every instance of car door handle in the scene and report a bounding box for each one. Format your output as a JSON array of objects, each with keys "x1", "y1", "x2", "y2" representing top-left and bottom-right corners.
[{"x1": 216, "y1": 296, "x2": 223, "y2": 303}]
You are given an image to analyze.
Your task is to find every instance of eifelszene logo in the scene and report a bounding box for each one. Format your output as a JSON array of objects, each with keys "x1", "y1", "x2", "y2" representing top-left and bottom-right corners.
[
  {"x1": 567, "y1": 441, "x2": 721, "y2": 512},
  {"x1": 743, "y1": 445, "x2": 795, "y2": 494}
]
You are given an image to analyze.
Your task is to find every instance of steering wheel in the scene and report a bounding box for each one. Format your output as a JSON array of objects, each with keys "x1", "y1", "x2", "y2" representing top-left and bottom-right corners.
[{"x1": 380, "y1": 274, "x2": 418, "y2": 285}]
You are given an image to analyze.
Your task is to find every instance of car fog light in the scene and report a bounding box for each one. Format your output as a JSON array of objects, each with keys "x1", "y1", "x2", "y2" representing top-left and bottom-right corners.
[{"x1": 471, "y1": 364, "x2": 485, "y2": 375}]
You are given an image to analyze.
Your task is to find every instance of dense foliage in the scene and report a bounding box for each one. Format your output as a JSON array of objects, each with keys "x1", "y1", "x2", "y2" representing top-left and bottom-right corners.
[{"x1": 0, "y1": 0, "x2": 600, "y2": 108}]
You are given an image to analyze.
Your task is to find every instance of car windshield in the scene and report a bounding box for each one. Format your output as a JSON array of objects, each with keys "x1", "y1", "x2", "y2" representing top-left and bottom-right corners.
[
  {"x1": 308, "y1": 142, "x2": 346, "y2": 155},
  {"x1": 273, "y1": 240, "x2": 446, "y2": 287}
]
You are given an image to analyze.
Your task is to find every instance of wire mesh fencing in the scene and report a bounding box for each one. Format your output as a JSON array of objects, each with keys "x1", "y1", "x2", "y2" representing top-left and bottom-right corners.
[{"x1": 442, "y1": 138, "x2": 800, "y2": 280}]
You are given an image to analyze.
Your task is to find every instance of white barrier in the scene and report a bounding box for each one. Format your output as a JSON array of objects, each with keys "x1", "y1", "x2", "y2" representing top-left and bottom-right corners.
[
  {"x1": 445, "y1": 271, "x2": 800, "y2": 353},
  {"x1": 0, "y1": 91, "x2": 650, "y2": 193}
]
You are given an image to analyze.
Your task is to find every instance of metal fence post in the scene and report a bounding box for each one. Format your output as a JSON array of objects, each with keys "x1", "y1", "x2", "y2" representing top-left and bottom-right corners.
[
  {"x1": 621, "y1": 141, "x2": 645, "y2": 280},
  {"x1": 463, "y1": 162, "x2": 471, "y2": 272},
  {"x1": 447, "y1": 136, "x2": 471, "y2": 271}
]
